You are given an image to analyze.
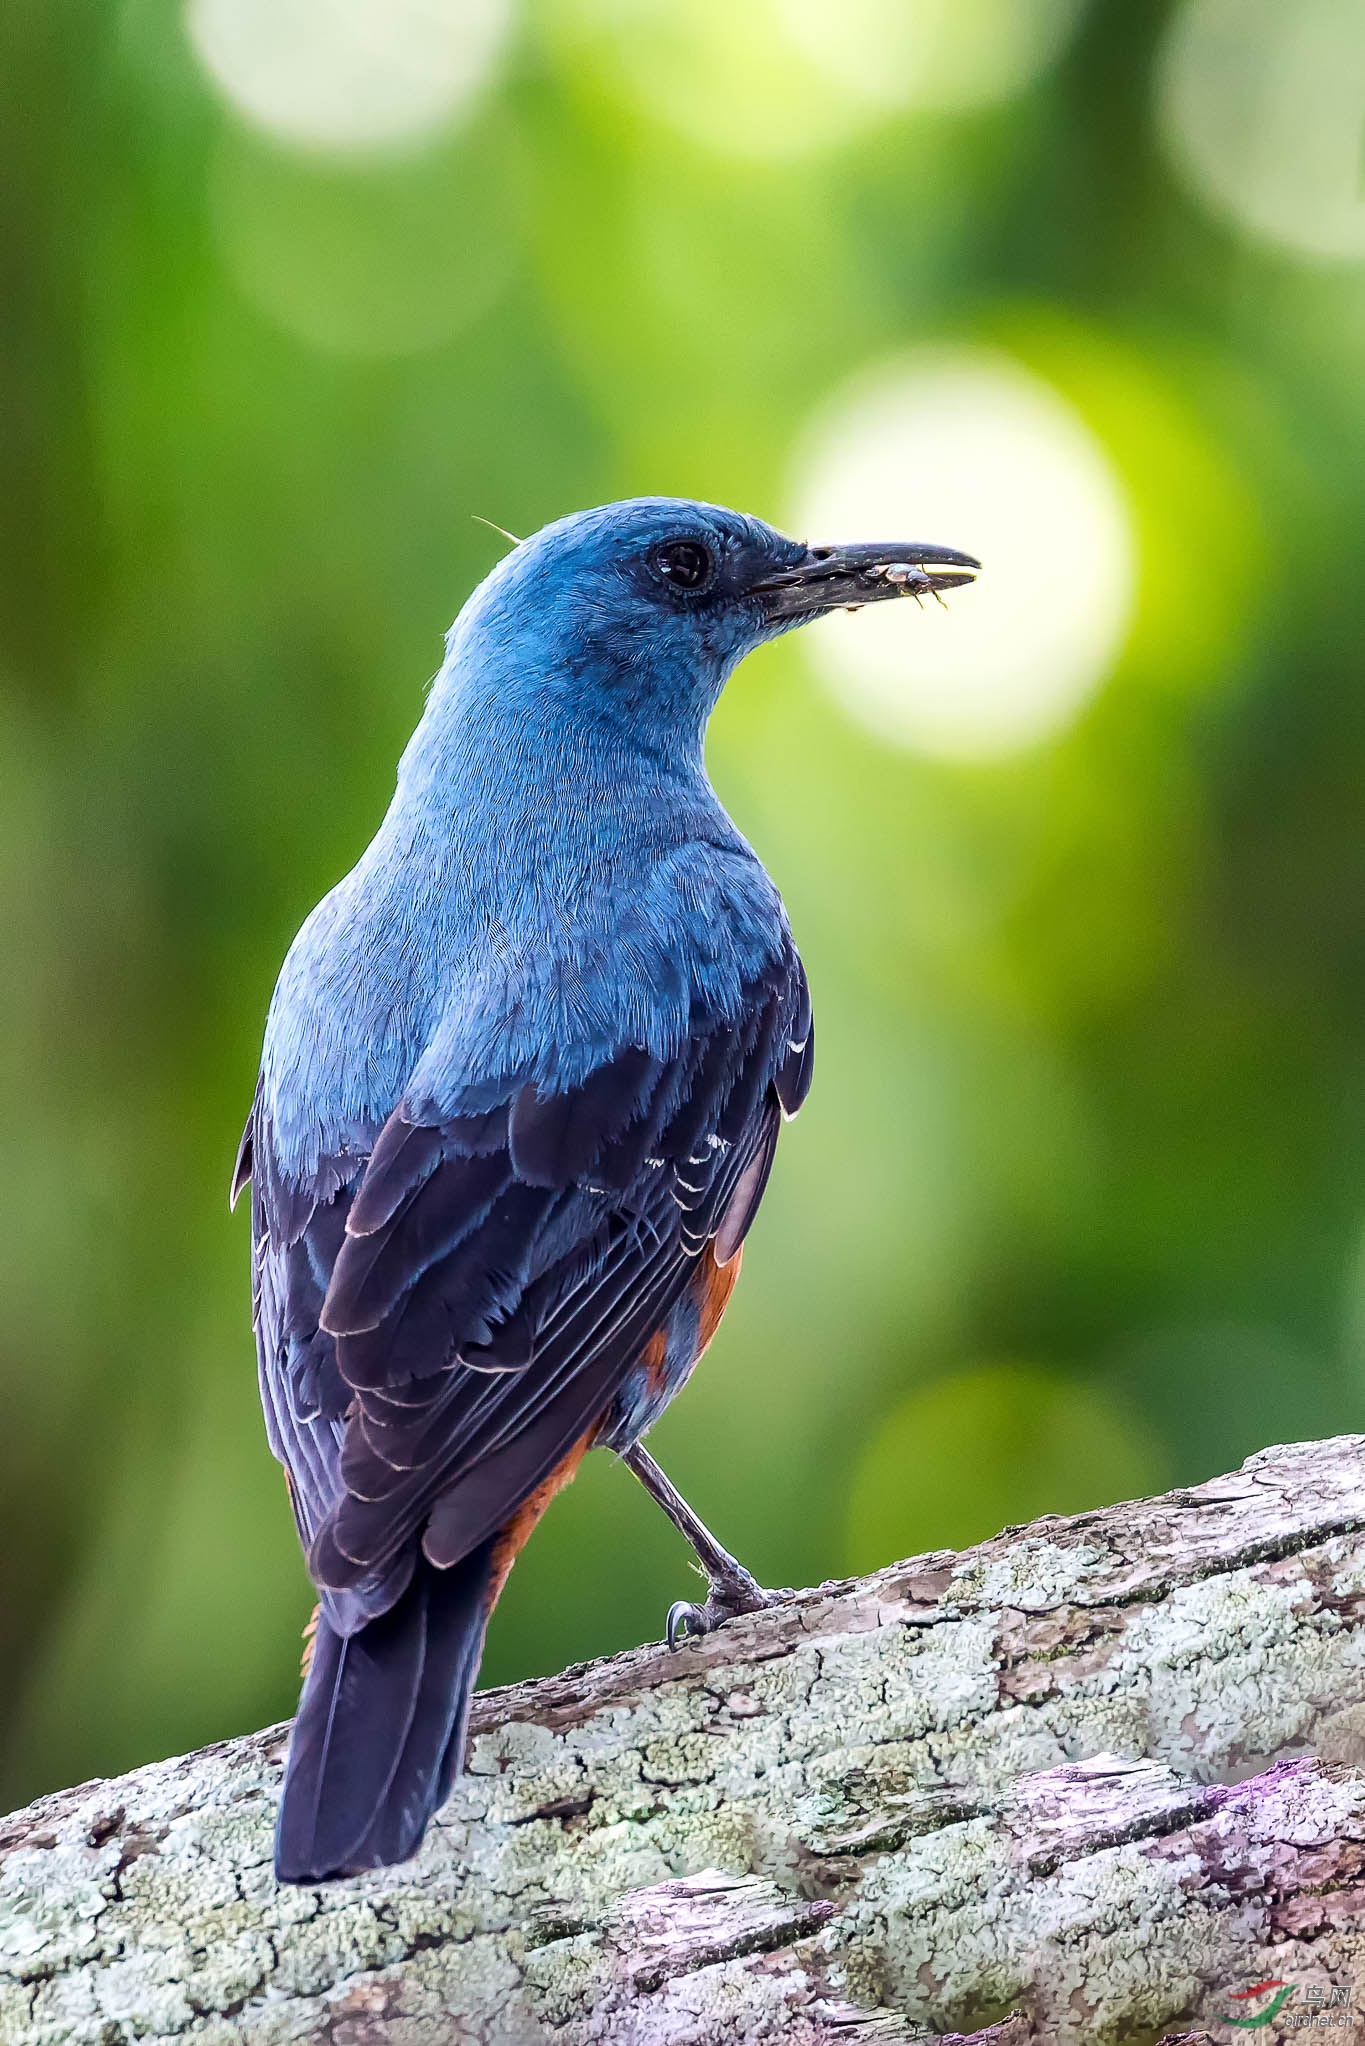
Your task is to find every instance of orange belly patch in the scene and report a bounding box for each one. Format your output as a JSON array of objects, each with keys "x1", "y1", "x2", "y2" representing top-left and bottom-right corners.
[
  {"x1": 694, "y1": 1240, "x2": 742, "y2": 1355},
  {"x1": 485, "y1": 1425, "x2": 597, "y2": 1612}
]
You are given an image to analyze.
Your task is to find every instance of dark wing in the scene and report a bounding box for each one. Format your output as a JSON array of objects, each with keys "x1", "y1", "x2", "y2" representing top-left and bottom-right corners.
[
  {"x1": 240, "y1": 946, "x2": 812, "y2": 1630},
  {"x1": 240, "y1": 1085, "x2": 394, "y2": 1631}
]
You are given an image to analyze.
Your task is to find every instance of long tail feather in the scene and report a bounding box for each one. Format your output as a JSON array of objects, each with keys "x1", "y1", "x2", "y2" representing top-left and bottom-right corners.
[{"x1": 274, "y1": 1541, "x2": 496, "y2": 1883}]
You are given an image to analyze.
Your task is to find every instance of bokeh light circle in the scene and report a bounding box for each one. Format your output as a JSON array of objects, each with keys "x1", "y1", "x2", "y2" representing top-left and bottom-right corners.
[
  {"x1": 1156, "y1": 0, "x2": 1365, "y2": 263},
  {"x1": 790, "y1": 349, "x2": 1136, "y2": 761},
  {"x1": 545, "y1": 0, "x2": 1085, "y2": 160},
  {"x1": 211, "y1": 128, "x2": 521, "y2": 356},
  {"x1": 776, "y1": 0, "x2": 1086, "y2": 116},
  {"x1": 185, "y1": 0, "x2": 514, "y2": 155},
  {"x1": 845, "y1": 1361, "x2": 1168, "y2": 1571}
]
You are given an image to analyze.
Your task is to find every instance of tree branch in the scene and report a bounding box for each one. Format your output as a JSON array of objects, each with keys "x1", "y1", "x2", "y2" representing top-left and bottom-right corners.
[{"x1": 4, "y1": 1436, "x2": 1365, "y2": 2044}]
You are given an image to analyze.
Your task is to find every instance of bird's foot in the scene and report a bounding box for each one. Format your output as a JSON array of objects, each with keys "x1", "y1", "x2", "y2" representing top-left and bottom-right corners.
[{"x1": 665, "y1": 1567, "x2": 793, "y2": 1649}]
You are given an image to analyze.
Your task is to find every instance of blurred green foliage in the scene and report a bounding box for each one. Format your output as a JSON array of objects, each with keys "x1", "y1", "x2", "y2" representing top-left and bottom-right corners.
[{"x1": 4, "y1": 0, "x2": 1365, "y2": 1808}]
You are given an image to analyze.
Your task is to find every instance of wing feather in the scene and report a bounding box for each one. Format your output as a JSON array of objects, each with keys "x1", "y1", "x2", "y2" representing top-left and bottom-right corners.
[{"x1": 246, "y1": 945, "x2": 811, "y2": 1631}]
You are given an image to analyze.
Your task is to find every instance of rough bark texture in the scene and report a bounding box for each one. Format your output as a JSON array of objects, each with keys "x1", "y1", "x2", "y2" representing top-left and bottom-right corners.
[{"x1": 5, "y1": 1436, "x2": 1365, "y2": 2044}]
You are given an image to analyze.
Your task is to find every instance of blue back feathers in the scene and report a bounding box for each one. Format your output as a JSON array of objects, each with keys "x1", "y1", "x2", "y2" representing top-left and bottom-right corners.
[{"x1": 261, "y1": 499, "x2": 806, "y2": 1185}]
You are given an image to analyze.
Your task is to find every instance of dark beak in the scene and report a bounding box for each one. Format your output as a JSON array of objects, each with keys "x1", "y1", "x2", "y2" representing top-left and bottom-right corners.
[{"x1": 750, "y1": 540, "x2": 980, "y2": 622}]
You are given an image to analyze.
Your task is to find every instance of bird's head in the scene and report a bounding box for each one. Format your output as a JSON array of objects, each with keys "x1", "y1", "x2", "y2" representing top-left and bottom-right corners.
[{"x1": 444, "y1": 497, "x2": 978, "y2": 754}]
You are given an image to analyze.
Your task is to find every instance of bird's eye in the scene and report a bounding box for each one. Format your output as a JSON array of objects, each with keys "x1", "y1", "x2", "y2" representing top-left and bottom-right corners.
[{"x1": 655, "y1": 539, "x2": 716, "y2": 593}]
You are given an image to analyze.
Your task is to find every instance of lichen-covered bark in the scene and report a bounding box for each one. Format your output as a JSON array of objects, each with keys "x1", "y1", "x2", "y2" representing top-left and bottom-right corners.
[{"x1": 4, "y1": 1436, "x2": 1365, "y2": 2044}]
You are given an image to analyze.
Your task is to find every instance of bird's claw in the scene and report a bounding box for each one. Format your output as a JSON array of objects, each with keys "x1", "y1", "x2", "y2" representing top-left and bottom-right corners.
[
  {"x1": 666, "y1": 1599, "x2": 709, "y2": 1649},
  {"x1": 664, "y1": 1574, "x2": 792, "y2": 1649}
]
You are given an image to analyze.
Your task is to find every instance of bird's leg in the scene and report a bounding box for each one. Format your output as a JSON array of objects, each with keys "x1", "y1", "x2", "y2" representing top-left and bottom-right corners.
[{"x1": 621, "y1": 1442, "x2": 791, "y2": 1648}]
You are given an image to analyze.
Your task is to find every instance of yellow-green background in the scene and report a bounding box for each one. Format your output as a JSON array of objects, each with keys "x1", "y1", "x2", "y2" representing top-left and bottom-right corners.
[{"x1": 3, "y1": 0, "x2": 1364, "y2": 1806}]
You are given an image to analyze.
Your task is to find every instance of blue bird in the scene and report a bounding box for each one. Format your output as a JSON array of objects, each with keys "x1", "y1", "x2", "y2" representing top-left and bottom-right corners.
[{"x1": 232, "y1": 498, "x2": 977, "y2": 1883}]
